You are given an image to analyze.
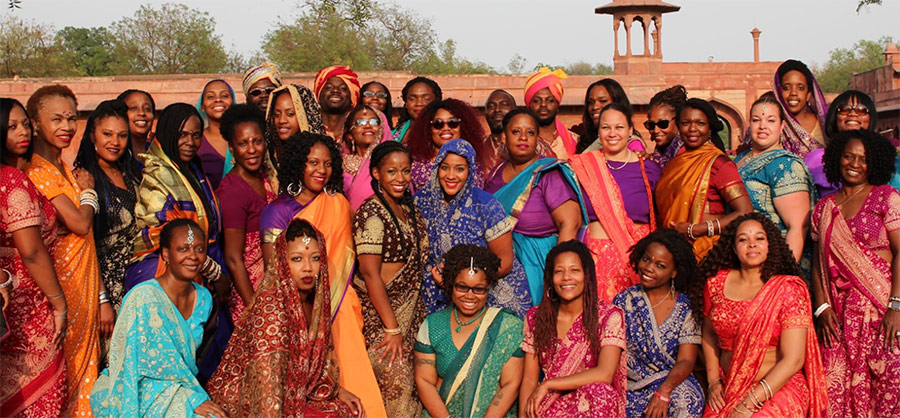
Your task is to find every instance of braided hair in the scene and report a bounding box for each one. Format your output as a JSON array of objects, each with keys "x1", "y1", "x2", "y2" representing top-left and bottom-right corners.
[
  {"x1": 649, "y1": 85, "x2": 687, "y2": 115},
  {"x1": 368, "y1": 141, "x2": 422, "y2": 261}
]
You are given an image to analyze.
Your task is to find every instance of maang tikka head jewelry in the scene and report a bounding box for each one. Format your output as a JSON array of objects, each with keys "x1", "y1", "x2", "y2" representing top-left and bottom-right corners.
[
  {"x1": 468, "y1": 257, "x2": 476, "y2": 278},
  {"x1": 186, "y1": 227, "x2": 195, "y2": 245},
  {"x1": 302, "y1": 235, "x2": 312, "y2": 247}
]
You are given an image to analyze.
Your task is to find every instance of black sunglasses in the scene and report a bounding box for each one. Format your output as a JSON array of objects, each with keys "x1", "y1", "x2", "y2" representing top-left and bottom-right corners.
[
  {"x1": 431, "y1": 118, "x2": 461, "y2": 130},
  {"x1": 836, "y1": 104, "x2": 869, "y2": 116},
  {"x1": 644, "y1": 118, "x2": 674, "y2": 131},
  {"x1": 247, "y1": 86, "x2": 276, "y2": 98},
  {"x1": 453, "y1": 283, "x2": 489, "y2": 296}
]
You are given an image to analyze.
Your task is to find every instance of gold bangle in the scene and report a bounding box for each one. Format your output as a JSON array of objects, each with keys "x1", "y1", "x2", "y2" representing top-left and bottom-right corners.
[{"x1": 384, "y1": 327, "x2": 402, "y2": 335}]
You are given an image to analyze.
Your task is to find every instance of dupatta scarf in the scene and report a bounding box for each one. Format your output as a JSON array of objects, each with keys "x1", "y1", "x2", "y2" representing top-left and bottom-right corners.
[{"x1": 773, "y1": 70, "x2": 829, "y2": 158}]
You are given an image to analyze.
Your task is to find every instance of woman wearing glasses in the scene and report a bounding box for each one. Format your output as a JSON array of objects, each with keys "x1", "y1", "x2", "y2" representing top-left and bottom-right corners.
[
  {"x1": 361, "y1": 81, "x2": 394, "y2": 130},
  {"x1": 644, "y1": 85, "x2": 688, "y2": 167},
  {"x1": 407, "y1": 99, "x2": 488, "y2": 191},
  {"x1": 342, "y1": 104, "x2": 392, "y2": 210}
]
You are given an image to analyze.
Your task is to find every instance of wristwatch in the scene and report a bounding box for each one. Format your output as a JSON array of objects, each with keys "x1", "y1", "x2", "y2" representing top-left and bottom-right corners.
[{"x1": 889, "y1": 297, "x2": 900, "y2": 312}]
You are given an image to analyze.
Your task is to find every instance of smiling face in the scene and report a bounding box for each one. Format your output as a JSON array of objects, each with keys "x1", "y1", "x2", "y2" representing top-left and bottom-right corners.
[
  {"x1": 361, "y1": 83, "x2": 388, "y2": 112},
  {"x1": 287, "y1": 234, "x2": 322, "y2": 293},
  {"x1": 552, "y1": 251, "x2": 586, "y2": 304},
  {"x1": 92, "y1": 116, "x2": 129, "y2": 166},
  {"x1": 230, "y1": 121, "x2": 266, "y2": 174},
  {"x1": 161, "y1": 226, "x2": 208, "y2": 282},
  {"x1": 836, "y1": 95, "x2": 871, "y2": 132},
  {"x1": 503, "y1": 113, "x2": 539, "y2": 163},
  {"x1": 451, "y1": 269, "x2": 489, "y2": 317},
  {"x1": 637, "y1": 242, "x2": 677, "y2": 291},
  {"x1": 840, "y1": 138, "x2": 869, "y2": 187},
  {"x1": 587, "y1": 85, "x2": 612, "y2": 126},
  {"x1": 748, "y1": 102, "x2": 783, "y2": 152},
  {"x1": 430, "y1": 108, "x2": 461, "y2": 149},
  {"x1": 273, "y1": 92, "x2": 300, "y2": 141},
  {"x1": 176, "y1": 115, "x2": 203, "y2": 163},
  {"x1": 780, "y1": 70, "x2": 811, "y2": 116},
  {"x1": 123, "y1": 92, "x2": 154, "y2": 138},
  {"x1": 34, "y1": 95, "x2": 78, "y2": 151},
  {"x1": 200, "y1": 81, "x2": 233, "y2": 122},
  {"x1": 373, "y1": 151, "x2": 411, "y2": 200},
  {"x1": 528, "y1": 88, "x2": 559, "y2": 127},
  {"x1": 302, "y1": 142, "x2": 333, "y2": 194},
  {"x1": 646, "y1": 104, "x2": 678, "y2": 149},
  {"x1": 5, "y1": 103, "x2": 32, "y2": 158},
  {"x1": 678, "y1": 107, "x2": 711, "y2": 150},
  {"x1": 405, "y1": 82, "x2": 436, "y2": 121},
  {"x1": 599, "y1": 108, "x2": 631, "y2": 156},
  {"x1": 734, "y1": 219, "x2": 769, "y2": 270},
  {"x1": 319, "y1": 76, "x2": 351, "y2": 114},
  {"x1": 438, "y1": 152, "x2": 469, "y2": 198},
  {"x1": 348, "y1": 108, "x2": 381, "y2": 152}
]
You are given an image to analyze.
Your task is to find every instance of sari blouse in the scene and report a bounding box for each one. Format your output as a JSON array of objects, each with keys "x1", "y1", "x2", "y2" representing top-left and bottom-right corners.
[
  {"x1": 736, "y1": 149, "x2": 814, "y2": 232},
  {"x1": 812, "y1": 185, "x2": 900, "y2": 253},
  {"x1": 197, "y1": 136, "x2": 225, "y2": 189},
  {"x1": 584, "y1": 160, "x2": 661, "y2": 224},
  {"x1": 216, "y1": 171, "x2": 273, "y2": 235},
  {"x1": 702, "y1": 156, "x2": 745, "y2": 215},
  {"x1": 483, "y1": 161, "x2": 578, "y2": 236}
]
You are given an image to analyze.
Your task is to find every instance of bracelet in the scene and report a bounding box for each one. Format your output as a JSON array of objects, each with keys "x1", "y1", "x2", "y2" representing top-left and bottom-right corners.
[
  {"x1": 687, "y1": 223, "x2": 696, "y2": 240},
  {"x1": 760, "y1": 379, "x2": 774, "y2": 400},
  {"x1": 200, "y1": 258, "x2": 222, "y2": 282},
  {"x1": 47, "y1": 292, "x2": 65, "y2": 300},
  {"x1": 652, "y1": 391, "x2": 670, "y2": 403},
  {"x1": 53, "y1": 309, "x2": 68, "y2": 318},
  {"x1": 708, "y1": 377, "x2": 722, "y2": 390},
  {"x1": 384, "y1": 327, "x2": 402, "y2": 335},
  {"x1": 715, "y1": 218, "x2": 722, "y2": 235},
  {"x1": 706, "y1": 220, "x2": 714, "y2": 237},
  {"x1": 813, "y1": 303, "x2": 831, "y2": 318},
  {"x1": 748, "y1": 388, "x2": 765, "y2": 409},
  {"x1": 0, "y1": 268, "x2": 13, "y2": 289},
  {"x1": 733, "y1": 402, "x2": 754, "y2": 415},
  {"x1": 99, "y1": 290, "x2": 110, "y2": 305}
]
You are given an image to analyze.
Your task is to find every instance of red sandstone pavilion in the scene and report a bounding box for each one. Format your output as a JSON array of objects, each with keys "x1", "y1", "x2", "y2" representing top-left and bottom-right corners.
[{"x1": 2, "y1": 0, "x2": 898, "y2": 164}]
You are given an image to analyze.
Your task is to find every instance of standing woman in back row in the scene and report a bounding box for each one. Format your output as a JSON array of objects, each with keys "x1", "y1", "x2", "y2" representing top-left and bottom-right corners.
[{"x1": 195, "y1": 79, "x2": 235, "y2": 188}]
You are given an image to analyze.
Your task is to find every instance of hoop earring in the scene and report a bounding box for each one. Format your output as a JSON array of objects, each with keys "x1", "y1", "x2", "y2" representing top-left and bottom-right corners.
[
  {"x1": 546, "y1": 287, "x2": 559, "y2": 302},
  {"x1": 377, "y1": 183, "x2": 385, "y2": 194},
  {"x1": 287, "y1": 182, "x2": 303, "y2": 197},
  {"x1": 324, "y1": 185, "x2": 336, "y2": 196}
]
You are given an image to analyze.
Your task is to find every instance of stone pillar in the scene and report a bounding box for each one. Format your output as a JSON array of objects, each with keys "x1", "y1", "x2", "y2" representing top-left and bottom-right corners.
[
  {"x1": 642, "y1": 18, "x2": 650, "y2": 56},
  {"x1": 614, "y1": 19, "x2": 620, "y2": 56},
  {"x1": 625, "y1": 16, "x2": 632, "y2": 56},
  {"x1": 751, "y1": 27, "x2": 761, "y2": 62}
]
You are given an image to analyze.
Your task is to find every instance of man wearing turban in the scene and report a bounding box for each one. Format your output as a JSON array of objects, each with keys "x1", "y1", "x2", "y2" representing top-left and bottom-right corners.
[
  {"x1": 524, "y1": 67, "x2": 579, "y2": 159},
  {"x1": 242, "y1": 62, "x2": 283, "y2": 113},
  {"x1": 315, "y1": 65, "x2": 360, "y2": 142}
]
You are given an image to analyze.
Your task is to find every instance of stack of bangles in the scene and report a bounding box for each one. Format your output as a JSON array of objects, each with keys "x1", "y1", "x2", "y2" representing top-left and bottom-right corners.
[
  {"x1": 813, "y1": 303, "x2": 831, "y2": 318},
  {"x1": 687, "y1": 219, "x2": 721, "y2": 240},
  {"x1": 99, "y1": 290, "x2": 110, "y2": 305},
  {"x1": 384, "y1": 327, "x2": 401, "y2": 336},
  {"x1": 652, "y1": 391, "x2": 670, "y2": 403},
  {"x1": 199, "y1": 258, "x2": 222, "y2": 282},
  {"x1": 0, "y1": 268, "x2": 13, "y2": 290},
  {"x1": 79, "y1": 188, "x2": 99, "y2": 212},
  {"x1": 735, "y1": 379, "x2": 774, "y2": 415}
]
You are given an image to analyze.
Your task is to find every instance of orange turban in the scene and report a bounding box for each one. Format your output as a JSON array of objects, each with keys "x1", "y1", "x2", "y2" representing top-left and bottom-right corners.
[
  {"x1": 314, "y1": 65, "x2": 361, "y2": 107},
  {"x1": 524, "y1": 67, "x2": 568, "y2": 104}
]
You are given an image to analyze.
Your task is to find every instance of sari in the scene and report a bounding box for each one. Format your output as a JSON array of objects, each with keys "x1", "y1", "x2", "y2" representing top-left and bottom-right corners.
[
  {"x1": 207, "y1": 220, "x2": 353, "y2": 417},
  {"x1": 414, "y1": 307, "x2": 524, "y2": 418},
  {"x1": 612, "y1": 286, "x2": 704, "y2": 418},
  {"x1": 25, "y1": 154, "x2": 101, "y2": 417},
  {"x1": 0, "y1": 166, "x2": 66, "y2": 418},
  {"x1": 812, "y1": 186, "x2": 900, "y2": 418},
  {"x1": 411, "y1": 155, "x2": 485, "y2": 194},
  {"x1": 656, "y1": 143, "x2": 747, "y2": 260},
  {"x1": 392, "y1": 119, "x2": 411, "y2": 142},
  {"x1": 488, "y1": 158, "x2": 587, "y2": 305},
  {"x1": 773, "y1": 69, "x2": 829, "y2": 159},
  {"x1": 259, "y1": 192, "x2": 388, "y2": 417},
  {"x1": 353, "y1": 196, "x2": 427, "y2": 416},
  {"x1": 90, "y1": 280, "x2": 213, "y2": 418},
  {"x1": 414, "y1": 139, "x2": 533, "y2": 317},
  {"x1": 702, "y1": 271, "x2": 827, "y2": 417},
  {"x1": 343, "y1": 110, "x2": 393, "y2": 211},
  {"x1": 648, "y1": 135, "x2": 684, "y2": 168},
  {"x1": 570, "y1": 151, "x2": 656, "y2": 301},
  {"x1": 522, "y1": 301, "x2": 628, "y2": 417}
]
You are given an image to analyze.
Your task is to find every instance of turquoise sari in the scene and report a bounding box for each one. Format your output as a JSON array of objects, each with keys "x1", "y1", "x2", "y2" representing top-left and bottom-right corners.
[
  {"x1": 492, "y1": 158, "x2": 587, "y2": 304},
  {"x1": 91, "y1": 280, "x2": 213, "y2": 418}
]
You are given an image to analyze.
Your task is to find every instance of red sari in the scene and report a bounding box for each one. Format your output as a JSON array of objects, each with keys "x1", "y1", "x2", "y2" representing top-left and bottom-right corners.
[{"x1": 0, "y1": 166, "x2": 66, "y2": 418}]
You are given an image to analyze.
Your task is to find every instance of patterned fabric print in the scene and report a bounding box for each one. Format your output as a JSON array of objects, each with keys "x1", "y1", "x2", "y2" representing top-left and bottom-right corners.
[
  {"x1": 522, "y1": 301, "x2": 628, "y2": 417},
  {"x1": 352, "y1": 196, "x2": 427, "y2": 416},
  {"x1": 0, "y1": 166, "x2": 66, "y2": 418},
  {"x1": 648, "y1": 135, "x2": 684, "y2": 168},
  {"x1": 736, "y1": 149, "x2": 815, "y2": 232},
  {"x1": 410, "y1": 155, "x2": 484, "y2": 193},
  {"x1": 813, "y1": 185, "x2": 900, "y2": 253},
  {"x1": 90, "y1": 280, "x2": 212, "y2": 417},
  {"x1": 612, "y1": 286, "x2": 704, "y2": 418},
  {"x1": 25, "y1": 155, "x2": 101, "y2": 417},
  {"x1": 414, "y1": 140, "x2": 532, "y2": 317}
]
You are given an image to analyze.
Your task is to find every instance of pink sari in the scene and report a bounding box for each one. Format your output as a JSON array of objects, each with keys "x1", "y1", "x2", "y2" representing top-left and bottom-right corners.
[{"x1": 343, "y1": 110, "x2": 393, "y2": 211}]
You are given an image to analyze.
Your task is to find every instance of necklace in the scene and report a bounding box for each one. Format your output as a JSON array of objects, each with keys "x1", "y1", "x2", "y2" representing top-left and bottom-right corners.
[
  {"x1": 454, "y1": 305, "x2": 486, "y2": 333},
  {"x1": 606, "y1": 149, "x2": 632, "y2": 171},
  {"x1": 836, "y1": 184, "x2": 868, "y2": 207},
  {"x1": 648, "y1": 286, "x2": 675, "y2": 310}
]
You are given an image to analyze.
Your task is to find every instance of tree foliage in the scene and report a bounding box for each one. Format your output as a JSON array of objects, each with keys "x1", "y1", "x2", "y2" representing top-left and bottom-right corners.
[
  {"x1": 814, "y1": 36, "x2": 892, "y2": 93},
  {"x1": 0, "y1": 14, "x2": 68, "y2": 78},
  {"x1": 55, "y1": 26, "x2": 115, "y2": 76}
]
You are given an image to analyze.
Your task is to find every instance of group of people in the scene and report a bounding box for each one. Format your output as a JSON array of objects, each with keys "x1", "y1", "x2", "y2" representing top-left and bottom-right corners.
[{"x1": 1, "y1": 58, "x2": 898, "y2": 418}]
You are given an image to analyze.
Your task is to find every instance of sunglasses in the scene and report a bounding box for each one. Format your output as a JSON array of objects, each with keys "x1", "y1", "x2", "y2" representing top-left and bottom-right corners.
[
  {"x1": 354, "y1": 118, "x2": 380, "y2": 127},
  {"x1": 431, "y1": 118, "x2": 461, "y2": 130},
  {"x1": 644, "y1": 118, "x2": 675, "y2": 131},
  {"x1": 247, "y1": 86, "x2": 276, "y2": 98},
  {"x1": 362, "y1": 91, "x2": 388, "y2": 99},
  {"x1": 453, "y1": 283, "x2": 489, "y2": 296},
  {"x1": 837, "y1": 104, "x2": 870, "y2": 115}
]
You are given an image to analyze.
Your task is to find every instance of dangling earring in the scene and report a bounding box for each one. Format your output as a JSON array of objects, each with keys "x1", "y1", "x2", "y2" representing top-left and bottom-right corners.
[
  {"x1": 377, "y1": 183, "x2": 385, "y2": 194},
  {"x1": 324, "y1": 185, "x2": 336, "y2": 196},
  {"x1": 287, "y1": 182, "x2": 303, "y2": 197}
]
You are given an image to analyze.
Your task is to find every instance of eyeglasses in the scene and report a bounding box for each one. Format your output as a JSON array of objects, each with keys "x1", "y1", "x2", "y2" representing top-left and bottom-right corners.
[
  {"x1": 431, "y1": 118, "x2": 461, "y2": 129},
  {"x1": 354, "y1": 118, "x2": 381, "y2": 127},
  {"x1": 453, "y1": 283, "x2": 489, "y2": 296},
  {"x1": 247, "y1": 86, "x2": 276, "y2": 98},
  {"x1": 644, "y1": 118, "x2": 675, "y2": 131},
  {"x1": 362, "y1": 91, "x2": 388, "y2": 99},
  {"x1": 837, "y1": 104, "x2": 870, "y2": 116}
]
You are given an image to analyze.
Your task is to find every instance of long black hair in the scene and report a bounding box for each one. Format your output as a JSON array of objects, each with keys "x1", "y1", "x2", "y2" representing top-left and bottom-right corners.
[
  {"x1": 1, "y1": 97, "x2": 33, "y2": 164},
  {"x1": 154, "y1": 103, "x2": 214, "y2": 220},
  {"x1": 577, "y1": 78, "x2": 633, "y2": 153},
  {"x1": 361, "y1": 81, "x2": 394, "y2": 130},
  {"x1": 368, "y1": 140, "x2": 421, "y2": 261},
  {"x1": 74, "y1": 100, "x2": 142, "y2": 242}
]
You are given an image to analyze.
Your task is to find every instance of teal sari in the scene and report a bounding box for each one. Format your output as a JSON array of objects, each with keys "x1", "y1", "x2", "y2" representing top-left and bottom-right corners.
[
  {"x1": 492, "y1": 158, "x2": 587, "y2": 304},
  {"x1": 91, "y1": 280, "x2": 213, "y2": 418}
]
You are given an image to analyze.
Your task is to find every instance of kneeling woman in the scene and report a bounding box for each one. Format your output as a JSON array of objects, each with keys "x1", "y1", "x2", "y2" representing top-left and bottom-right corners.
[
  {"x1": 520, "y1": 240, "x2": 627, "y2": 417},
  {"x1": 700, "y1": 213, "x2": 826, "y2": 417},
  {"x1": 414, "y1": 244, "x2": 524, "y2": 418},
  {"x1": 91, "y1": 219, "x2": 227, "y2": 418},
  {"x1": 208, "y1": 219, "x2": 364, "y2": 417}
]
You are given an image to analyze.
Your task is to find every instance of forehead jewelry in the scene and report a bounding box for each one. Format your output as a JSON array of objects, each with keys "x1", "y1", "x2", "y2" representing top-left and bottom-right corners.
[
  {"x1": 761, "y1": 103, "x2": 767, "y2": 113},
  {"x1": 302, "y1": 235, "x2": 312, "y2": 247},
  {"x1": 468, "y1": 257, "x2": 476, "y2": 278},
  {"x1": 186, "y1": 227, "x2": 195, "y2": 245}
]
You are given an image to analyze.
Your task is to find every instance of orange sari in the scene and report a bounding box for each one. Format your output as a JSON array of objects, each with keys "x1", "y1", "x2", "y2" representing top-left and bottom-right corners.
[{"x1": 25, "y1": 155, "x2": 100, "y2": 417}]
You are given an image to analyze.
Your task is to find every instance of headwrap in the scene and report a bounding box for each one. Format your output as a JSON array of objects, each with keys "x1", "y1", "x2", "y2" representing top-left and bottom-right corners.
[
  {"x1": 524, "y1": 67, "x2": 576, "y2": 157},
  {"x1": 241, "y1": 62, "x2": 283, "y2": 97},
  {"x1": 772, "y1": 61, "x2": 829, "y2": 158},
  {"x1": 314, "y1": 65, "x2": 361, "y2": 107},
  {"x1": 265, "y1": 84, "x2": 326, "y2": 136},
  {"x1": 195, "y1": 78, "x2": 235, "y2": 128}
]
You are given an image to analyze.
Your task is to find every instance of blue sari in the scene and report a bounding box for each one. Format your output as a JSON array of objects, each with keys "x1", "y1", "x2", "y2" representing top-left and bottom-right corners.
[
  {"x1": 491, "y1": 158, "x2": 587, "y2": 305},
  {"x1": 91, "y1": 280, "x2": 213, "y2": 418},
  {"x1": 414, "y1": 139, "x2": 532, "y2": 317},
  {"x1": 612, "y1": 286, "x2": 704, "y2": 418}
]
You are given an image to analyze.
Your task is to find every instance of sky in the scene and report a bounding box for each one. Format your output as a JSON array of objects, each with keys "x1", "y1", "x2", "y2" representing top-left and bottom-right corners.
[{"x1": 8, "y1": 0, "x2": 900, "y2": 71}]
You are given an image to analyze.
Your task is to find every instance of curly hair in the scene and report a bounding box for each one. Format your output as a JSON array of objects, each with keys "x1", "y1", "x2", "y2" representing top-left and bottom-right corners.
[
  {"x1": 822, "y1": 130, "x2": 896, "y2": 186},
  {"x1": 533, "y1": 240, "x2": 600, "y2": 365},
  {"x1": 406, "y1": 98, "x2": 487, "y2": 167},
  {"x1": 629, "y1": 228, "x2": 703, "y2": 317},
  {"x1": 824, "y1": 90, "x2": 878, "y2": 139},
  {"x1": 439, "y1": 244, "x2": 501, "y2": 299},
  {"x1": 397, "y1": 76, "x2": 442, "y2": 127},
  {"x1": 1, "y1": 97, "x2": 33, "y2": 163},
  {"x1": 276, "y1": 131, "x2": 344, "y2": 195},
  {"x1": 368, "y1": 140, "x2": 421, "y2": 262},
  {"x1": 678, "y1": 98, "x2": 726, "y2": 151},
  {"x1": 648, "y1": 85, "x2": 688, "y2": 114},
  {"x1": 698, "y1": 213, "x2": 803, "y2": 299},
  {"x1": 577, "y1": 79, "x2": 633, "y2": 153},
  {"x1": 219, "y1": 103, "x2": 266, "y2": 144},
  {"x1": 361, "y1": 81, "x2": 394, "y2": 130},
  {"x1": 26, "y1": 84, "x2": 78, "y2": 123}
]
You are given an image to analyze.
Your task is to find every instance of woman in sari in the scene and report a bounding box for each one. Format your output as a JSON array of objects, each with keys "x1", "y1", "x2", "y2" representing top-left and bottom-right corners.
[
  {"x1": 116, "y1": 89, "x2": 155, "y2": 157},
  {"x1": 576, "y1": 78, "x2": 647, "y2": 154},
  {"x1": 342, "y1": 104, "x2": 392, "y2": 211},
  {"x1": 393, "y1": 76, "x2": 441, "y2": 143},
  {"x1": 195, "y1": 79, "x2": 235, "y2": 187},
  {"x1": 259, "y1": 131, "x2": 387, "y2": 417},
  {"x1": 0, "y1": 98, "x2": 68, "y2": 418},
  {"x1": 23, "y1": 85, "x2": 105, "y2": 417},
  {"x1": 215, "y1": 104, "x2": 277, "y2": 324},
  {"x1": 126, "y1": 102, "x2": 229, "y2": 383},
  {"x1": 414, "y1": 244, "x2": 524, "y2": 418},
  {"x1": 208, "y1": 219, "x2": 365, "y2": 417},
  {"x1": 612, "y1": 229, "x2": 704, "y2": 418},
  {"x1": 656, "y1": 98, "x2": 753, "y2": 260},
  {"x1": 415, "y1": 139, "x2": 533, "y2": 317},
  {"x1": 265, "y1": 83, "x2": 326, "y2": 168},
  {"x1": 520, "y1": 240, "x2": 627, "y2": 418},
  {"x1": 700, "y1": 213, "x2": 827, "y2": 417},
  {"x1": 736, "y1": 94, "x2": 814, "y2": 264},
  {"x1": 571, "y1": 103, "x2": 661, "y2": 301},
  {"x1": 645, "y1": 85, "x2": 688, "y2": 167},
  {"x1": 353, "y1": 141, "x2": 427, "y2": 416},
  {"x1": 91, "y1": 219, "x2": 227, "y2": 418},
  {"x1": 408, "y1": 99, "x2": 488, "y2": 191},
  {"x1": 484, "y1": 108, "x2": 585, "y2": 305},
  {"x1": 811, "y1": 130, "x2": 900, "y2": 418}
]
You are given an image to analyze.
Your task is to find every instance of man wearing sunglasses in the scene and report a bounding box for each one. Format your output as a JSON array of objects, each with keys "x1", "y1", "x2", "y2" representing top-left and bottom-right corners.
[
  {"x1": 315, "y1": 65, "x2": 361, "y2": 142},
  {"x1": 241, "y1": 62, "x2": 282, "y2": 113}
]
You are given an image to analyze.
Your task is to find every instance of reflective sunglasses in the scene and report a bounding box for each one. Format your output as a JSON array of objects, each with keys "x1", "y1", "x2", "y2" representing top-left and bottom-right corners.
[
  {"x1": 362, "y1": 91, "x2": 388, "y2": 99},
  {"x1": 430, "y1": 118, "x2": 461, "y2": 129},
  {"x1": 354, "y1": 118, "x2": 381, "y2": 127},
  {"x1": 247, "y1": 86, "x2": 276, "y2": 98},
  {"x1": 453, "y1": 283, "x2": 489, "y2": 296},
  {"x1": 644, "y1": 118, "x2": 675, "y2": 131},
  {"x1": 836, "y1": 104, "x2": 870, "y2": 116}
]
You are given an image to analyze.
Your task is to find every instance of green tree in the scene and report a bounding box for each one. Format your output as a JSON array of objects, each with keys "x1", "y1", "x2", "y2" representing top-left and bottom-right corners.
[
  {"x1": 814, "y1": 36, "x2": 892, "y2": 93},
  {"x1": 0, "y1": 14, "x2": 68, "y2": 78},
  {"x1": 366, "y1": 1, "x2": 436, "y2": 70},
  {"x1": 108, "y1": 3, "x2": 228, "y2": 74},
  {"x1": 55, "y1": 26, "x2": 115, "y2": 76}
]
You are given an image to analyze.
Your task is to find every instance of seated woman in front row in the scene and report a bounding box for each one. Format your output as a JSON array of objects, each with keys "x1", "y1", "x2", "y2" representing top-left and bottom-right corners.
[{"x1": 91, "y1": 219, "x2": 226, "y2": 418}]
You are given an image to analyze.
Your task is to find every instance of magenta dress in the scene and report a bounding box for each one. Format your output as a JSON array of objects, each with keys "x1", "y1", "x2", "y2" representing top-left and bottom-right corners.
[{"x1": 198, "y1": 136, "x2": 226, "y2": 189}]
